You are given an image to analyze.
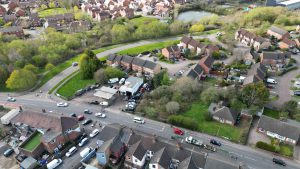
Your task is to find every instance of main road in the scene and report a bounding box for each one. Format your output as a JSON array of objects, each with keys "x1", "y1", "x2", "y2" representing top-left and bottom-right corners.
[{"x1": 1, "y1": 96, "x2": 300, "y2": 169}]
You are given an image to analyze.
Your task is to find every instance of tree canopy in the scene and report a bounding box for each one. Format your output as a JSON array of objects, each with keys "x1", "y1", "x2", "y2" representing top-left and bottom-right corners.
[{"x1": 6, "y1": 69, "x2": 37, "y2": 90}]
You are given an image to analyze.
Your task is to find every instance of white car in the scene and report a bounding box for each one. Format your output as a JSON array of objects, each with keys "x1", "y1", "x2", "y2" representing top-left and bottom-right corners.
[
  {"x1": 133, "y1": 117, "x2": 145, "y2": 124},
  {"x1": 100, "y1": 101, "x2": 109, "y2": 106},
  {"x1": 65, "y1": 146, "x2": 77, "y2": 157},
  {"x1": 7, "y1": 97, "x2": 16, "y2": 102},
  {"x1": 57, "y1": 102, "x2": 68, "y2": 107},
  {"x1": 89, "y1": 129, "x2": 99, "y2": 138},
  {"x1": 95, "y1": 113, "x2": 106, "y2": 118}
]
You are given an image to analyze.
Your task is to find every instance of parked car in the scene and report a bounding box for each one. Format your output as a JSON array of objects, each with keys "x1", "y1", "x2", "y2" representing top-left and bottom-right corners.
[
  {"x1": 57, "y1": 102, "x2": 68, "y2": 107},
  {"x1": 131, "y1": 93, "x2": 142, "y2": 100},
  {"x1": 65, "y1": 146, "x2": 77, "y2": 157},
  {"x1": 89, "y1": 129, "x2": 99, "y2": 138},
  {"x1": 185, "y1": 136, "x2": 203, "y2": 146},
  {"x1": 100, "y1": 101, "x2": 109, "y2": 106},
  {"x1": 133, "y1": 117, "x2": 145, "y2": 124},
  {"x1": 173, "y1": 127, "x2": 184, "y2": 135},
  {"x1": 95, "y1": 112, "x2": 106, "y2": 118},
  {"x1": 78, "y1": 138, "x2": 89, "y2": 147},
  {"x1": 47, "y1": 158, "x2": 62, "y2": 169},
  {"x1": 3, "y1": 148, "x2": 14, "y2": 157},
  {"x1": 7, "y1": 97, "x2": 16, "y2": 102},
  {"x1": 82, "y1": 119, "x2": 92, "y2": 125},
  {"x1": 119, "y1": 78, "x2": 126, "y2": 85},
  {"x1": 89, "y1": 100, "x2": 99, "y2": 105},
  {"x1": 294, "y1": 91, "x2": 300, "y2": 96},
  {"x1": 108, "y1": 78, "x2": 119, "y2": 84},
  {"x1": 210, "y1": 139, "x2": 222, "y2": 146},
  {"x1": 267, "y1": 78, "x2": 278, "y2": 84},
  {"x1": 76, "y1": 133, "x2": 87, "y2": 143},
  {"x1": 72, "y1": 62, "x2": 78, "y2": 67},
  {"x1": 77, "y1": 115, "x2": 85, "y2": 121},
  {"x1": 84, "y1": 109, "x2": 92, "y2": 114},
  {"x1": 70, "y1": 113, "x2": 77, "y2": 117},
  {"x1": 272, "y1": 158, "x2": 286, "y2": 166}
]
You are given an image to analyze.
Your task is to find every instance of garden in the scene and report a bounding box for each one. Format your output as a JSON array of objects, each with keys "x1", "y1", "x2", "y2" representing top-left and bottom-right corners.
[
  {"x1": 21, "y1": 132, "x2": 43, "y2": 152},
  {"x1": 256, "y1": 139, "x2": 294, "y2": 157}
]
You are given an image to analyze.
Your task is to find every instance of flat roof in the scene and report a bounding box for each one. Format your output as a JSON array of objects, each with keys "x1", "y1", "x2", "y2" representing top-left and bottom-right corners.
[
  {"x1": 279, "y1": 0, "x2": 300, "y2": 5},
  {"x1": 94, "y1": 91, "x2": 115, "y2": 100},
  {"x1": 98, "y1": 86, "x2": 118, "y2": 94}
]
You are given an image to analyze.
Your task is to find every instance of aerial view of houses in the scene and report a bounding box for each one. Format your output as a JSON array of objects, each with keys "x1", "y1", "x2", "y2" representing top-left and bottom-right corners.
[{"x1": 2, "y1": 0, "x2": 300, "y2": 169}]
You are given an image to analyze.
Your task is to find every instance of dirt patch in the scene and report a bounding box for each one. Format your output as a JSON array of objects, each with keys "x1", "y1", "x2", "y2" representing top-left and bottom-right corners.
[{"x1": 0, "y1": 155, "x2": 19, "y2": 169}]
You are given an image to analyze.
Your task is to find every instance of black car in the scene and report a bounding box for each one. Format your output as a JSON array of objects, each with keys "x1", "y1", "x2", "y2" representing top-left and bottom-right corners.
[
  {"x1": 75, "y1": 89, "x2": 84, "y2": 96},
  {"x1": 3, "y1": 148, "x2": 14, "y2": 157},
  {"x1": 82, "y1": 119, "x2": 92, "y2": 125},
  {"x1": 70, "y1": 113, "x2": 77, "y2": 117},
  {"x1": 76, "y1": 133, "x2": 87, "y2": 143},
  {"x1": 273, "y1": 158, "x2": 286, "y2": 166},
  {"x1": 210, "y1": 139, "x2": 222, "y2": 146},
  {"x1": 89, "y1": 100, "x2": 99, "y2": 105},
  {"x1": 294, "y1": 91, "x2": 300, "y2": 96}
]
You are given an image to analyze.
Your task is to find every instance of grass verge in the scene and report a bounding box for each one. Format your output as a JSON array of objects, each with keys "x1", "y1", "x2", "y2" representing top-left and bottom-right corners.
[{"x1": 48, "y1": 70, "x2": 79, "y2": 94}]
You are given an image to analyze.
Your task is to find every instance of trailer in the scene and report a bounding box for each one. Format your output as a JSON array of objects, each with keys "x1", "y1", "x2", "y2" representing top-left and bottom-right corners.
[{"x1": 1, "y1": 109, "x2": 20, "y2": 125}]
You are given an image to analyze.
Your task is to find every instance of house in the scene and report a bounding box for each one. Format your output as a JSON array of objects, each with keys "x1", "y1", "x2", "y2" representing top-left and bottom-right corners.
[
  {"x1": 179, "y1": 36, "x2": 192, "y2": 48},
  {"x1": 252, "y1": 36, "x2": 271, "y2": 51},
  {"x1": 243, "y1": 63, "x2": 267, "y2": 86},
  {"x1": 69, "y1": 20, "x2": 91, "y2": 33},
  {"x1": 119, "y1": 77, "x2": 143, "y2": 96},
  {"x1": 235, "y1": 29, "x2": 270, "y2": 51},
  {"x1": 208, "y1": 102, "x2": 240, "y2": 126},
  {"x1": 161, "y1": 45, "x2": 181, "y2": 59},
  {"x1": 279, "y1": 38, "x2": 297, "y2": 49},
  {"x1": 95, "y1": 11, "x2": 111, "y2": 22},
  {"x1": 11, "y1": 111, "x2": 81, "y2": 154},
  {"x1": 257, "y1": 115, "x2": 300, "y2": 145},
  {"x1": 149, "y1": 147, "x2": 171, "y2": 169},
  {"x1": 16, "y1": 9, "x2": 26, "y2": 17},
  {"x1": 199, "y1": 56, "x2": 215, "y2": 74},
  {"x1": 188, "y1": 39, "x2": 205, "y2": 55},
  {"x1": 120, "y1": 8, "x2": 134, "y2": 18},
  {"x1": 295, "y1": 37, "x2": 300, "y2": 48},
  {"x1": 260, "y1": 51, "x2": 291, "y2": 68},
  {"x1": 267, "y1": 26, "x2": 290, "y2": 40},
  {"x1": 120, "y1": 55, "x2": 134, "y2": 70},
  {"x1": 124, "y1": 140, "x2": 147, "y2": 169},
  {"x1": 205, "y1": 44, "x2": 219, "y2": 56},
  {"x1": 44, "y1": 13, "x2": 75, "y2": 29},
  {"x1": 20, "y1": 157, "x2": 38, "y2": 169},
  {"x1": 0, "y1": 26, "x2": 24, "y2": 37},
  {"x1": 143, "y1": 60, "x2": 161, "y2": 76},
  {"x1": 29, "y1": 13, "x2": 41, "y2": 27},
  {"x1": 114, "y1": 55, "x2": 123, "y2": 66},
  {"x1": 244, "y1": 51, "x2": 259, "y2": 65},
  {"x1": 187, "y1": 64, "x2": 204, "y2": 80},
  {"x1": 132, "y1": 57, "x2": 146, "y2": 72}
]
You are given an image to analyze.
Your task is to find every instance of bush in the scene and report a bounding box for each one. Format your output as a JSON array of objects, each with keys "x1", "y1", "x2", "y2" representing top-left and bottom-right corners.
[
  {"x1": 256, "y1": 141, "x2": 276, "y2": 152},
  {"x1": 167, "y1": 115, "x2": 197, "y2": 130},
  {"x1": 45, "y1": 63, "x2": 55, "y2": 71},
  {"x1": 0, "y1": 105, "x2": 4, "y2": 111}
]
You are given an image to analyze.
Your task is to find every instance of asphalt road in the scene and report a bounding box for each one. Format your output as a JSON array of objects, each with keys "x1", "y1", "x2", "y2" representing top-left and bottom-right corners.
[{"x1": 1, "y1": 96, "x2": 300, "y2": 169}]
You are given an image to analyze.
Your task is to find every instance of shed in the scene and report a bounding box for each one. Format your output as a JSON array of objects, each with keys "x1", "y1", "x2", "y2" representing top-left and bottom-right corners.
[
  {"x1": 94, "y1": 86, "x2": 118, "y2": 100},
  {"x1": 1, "y1": 108, "x2": 20, "y2": 125},
  {"x1": 20, "y1": 157, "x2": 38, "y2": 169},
  {"x1": 119, "y1": 77, "x2": 143, "y2": 96}
]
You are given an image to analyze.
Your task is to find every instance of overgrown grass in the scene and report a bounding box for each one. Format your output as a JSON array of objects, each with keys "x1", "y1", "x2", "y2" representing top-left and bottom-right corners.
[
  {"x1": 38, "y1": 8, "x2": 70, "y2": 18},
  {"x1": 21, "y1": 132, "x2": 42, "y2": 151},
  {"x1": 263, "y1": 107, "x2": 280, "y2": 119},
  {"x1": 56, "y1": 73, "x2": 95, "y2": 100},
  {"x1": 130, "y1": 17, "x2": 159, "y2": 25},
  {"x1": 279, "y1": 144, "x2": 294, "y2": 157},
  {"x1": 183, "y1": 103, "x2": 250, "y2": 143},
  {"x1": 117, "y1": 40, "x2": 179, "y2": 55}
]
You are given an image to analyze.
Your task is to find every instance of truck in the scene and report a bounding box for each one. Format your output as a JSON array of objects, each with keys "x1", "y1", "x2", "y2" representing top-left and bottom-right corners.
[
  {"x1": 80, "y1": 147, "x2": 91, "y2": 158},
  {"x1": 185, "y1": 136, "x2": 203, "y2": 147},
  {"x1": 1, "y1": 109, "x2": 20, "y2": 125}
]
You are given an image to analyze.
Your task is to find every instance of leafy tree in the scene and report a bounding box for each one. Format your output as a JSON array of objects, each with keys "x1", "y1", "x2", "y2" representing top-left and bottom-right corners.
[
  {"x1": 14, "y1": 60, "x2": 26, "y2": 68},
  {"x1": 199, "y1": 14, "x2": 219, "y2": 25},
  {"x1": 103, "y1": 67, "x2": 125, "y2": 79},
  {"x1": 94, "y1": 69, "x2": 107, "y2": 85},
  {"x1": 282, "y1": 100, "x2": 298, "y2": 117},
  {"x1": 0, "y1": 66, "x2": 9, "y2": 87},
  {"x1": 166, "y1": 101, "x2": 180, "y2": 114},
  {"x1": 32, "y1": 55, "x2": 47, "y2": 67},
  {"x1": 201, "y1": 87, "x2": 219, "y2": 104},
  {"x1": 189, "y1": 24, "x2": 205, "y2": 33},
  {"x1": 212, "y1": 51, "x2": 221, "y2": 60},
  {"x1": 161, "y1": 73, "x2": 170, "y2": 86},
  {"x1": 45, "y1": 63, "x2": 55, "y2": 71},
  {"x1": 111, "y1": 24, "x2": 131, "y2": 43},
  {"x1": 0, "y1": 19, "x2": 4, "y2": 26},
  {"x1": 6, "y1": 69, "x2": 37, "y2": 90},
  {"x1": 169, "y1": 21, "x2": 186, "y2": 35},
  {"x1": 240, "y1": 82, "x2": 269, "y2": 107},
  {"x1": 153, "y1": 70, "x2": 168, "y2": 88},
  {"x1": 79, "y1": 50, "x2": 101, "y2": 79},
  {"x1": 24, "y1": 64, "x2": 38, "y2": 73}
]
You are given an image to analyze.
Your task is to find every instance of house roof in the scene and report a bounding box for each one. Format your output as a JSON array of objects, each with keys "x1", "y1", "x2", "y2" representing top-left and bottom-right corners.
[
  {"x1": 114, "y1": 55, "x2": 123, "y2": 62},
  {"x1": 132, "y1": 141, "x2": 147, "y2": 161},
  {"x1": 258, "y1": 115, "x2": 300, "y2": 141},
  {"x1": 243, "y1": 75, "x2": 261, "y2": 86},
  {"x1": 97, "y1": 123, "x2": 122, "y2": 142},
  {"x1": 132, "y1": 57, "x2": 146, "y2": 67},
  {"x1": 281, "y1": 38, "x2": 296, "y2": 46},
  {"x1": 177, "y1": 156, "x2": 198, "y2": 169},
  {"x1": 165, "y1": 45, "x2": 180, "y2": 53},
  {"x1": 189, "y1": 39, "x2": 201, "y2": 48},
  {"x1": 193, "y1": 64, "x2": 203, "y2": 74},
  {"x1": 261, "y1": 51, "x2": 290, "y2": 60},
  {"x1": 0, "y1": 26, "x2": 23, "y2": 33},
  {"x1": 204, "y1": 154, "x2": 240, "y2": 169},
  {"x1": 143, "y1": 60, "x2": 158, "y2": 70},
  {"x1": 121, "y1": 55, "x2": 134, "y2": 64},
  {"x1": 199, "y1": 56, "x2": 214, "y2": 68},
  {"x1": 247, "y1": 63, "x2": 267, "y2": 81},
  {"x1": 268, "y1": 26, "x2": 288, "y2": 36},
  {"x1": 187, "y1": 69, "x2": 198, "y2": 79},
  {"x1": 150, "y1": 147, "x2": 171, "y2": 168},
  {"x1": 20, "y1": 157, "x2": 37, "y2": 169},
  {"x1": 209, "y1": 103, "x2": 239, "y2": 122}
]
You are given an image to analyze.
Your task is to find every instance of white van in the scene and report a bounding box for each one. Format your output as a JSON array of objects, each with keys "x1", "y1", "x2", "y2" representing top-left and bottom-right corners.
[
  {"x1": 267, "y1": 78, "x2": 278, "y2": 84},
  {"x1": 65, "y1": 146, "x2": 77, "y2": 157},
  {"x1": 133, "y1": 117, "x2": 145, "y2": 124},
  {"x1": 80, "y1": 147, "x2": 91, "y2": 158},
  {"x1": 47, "y1": 159, "x2": 62, "y2": 169},
  {"x1": 119, "y1": 78, "x2": 126, "y2": 85},
  {"x1": 108, "y1": 78, "x2": 119, "y2": 84}
]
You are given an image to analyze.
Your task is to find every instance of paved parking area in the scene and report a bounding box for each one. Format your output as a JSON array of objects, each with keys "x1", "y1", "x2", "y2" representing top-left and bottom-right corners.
[
  {"x1": 0, "y1": 143, "x2": 18, "y2": 169},
  {"x1": 247, "y1": 118, "x2": 271, "y2": 146}
]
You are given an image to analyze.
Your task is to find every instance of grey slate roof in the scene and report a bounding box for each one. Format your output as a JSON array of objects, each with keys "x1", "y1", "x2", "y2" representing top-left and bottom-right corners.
[
  {"x1": 97, "y1": 123, "x2": 122, "y2": 142},
  {"x1": 181, "y1": 36, "x2": 192, "y2": 44},
  {"x1": 258, "y1": 115, "x2": 300, "y2": 141},
  {"x1": 261, "y1": 51, "x2": 290, "y2": 60},
  {"x1": 187, "y1": 69, "x2": 198, "y2": 79},
  {"x1": 243, "y1": 75, "x2": 261, "y2": 86},
  {"x1": 114, "y1": 55, "x2": 123, "y2": 62},
  {"x1": 143, "y1": 60, "x2": 158, "y2": 70},
  {"x1": 150, "y1": 147, "x2": 171, "y2": 168},
  {"x1": 269, "y1": 26, "x2": 288, "y2": 36},
  {"x1": 132, "y1": 141, "x2": 147, "y2": 161},
  {"x1": 177, "y1": 156, "x2": 198, "y2": 169},
  {"x1": 107, "y1": 54, "x2": 116, "y2": 61},
  {"x1": 209, "y1": 103, "x2": 239, "y2": 123},
  {"x1": 121, "y1": 55, "x2": 134, "y2": 64},
  {"x1": 132, "y1": 57, "x2": 146, "y2": 67},
  {"x1": 194, "y1": 64, "x2": 203, "y2": 74},
  {"x1": 20, "y1": 157, "x2": 37, "y2": 169}
]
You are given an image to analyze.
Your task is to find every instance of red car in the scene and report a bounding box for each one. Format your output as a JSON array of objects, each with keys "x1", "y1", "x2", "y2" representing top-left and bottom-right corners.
[
  {"x1": 77, "y1": 115, "x2": 85, "y2": 121},
  {"x1": 173, "y1": 127, "x2": 184, "y2": 135}
]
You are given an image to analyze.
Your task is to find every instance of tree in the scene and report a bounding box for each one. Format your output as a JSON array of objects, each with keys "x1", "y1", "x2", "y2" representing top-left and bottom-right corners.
[
  {"x1": 169, "y1": 21, "x2": 186, "y2": 35},
  {"x1": 201, "y1": 87, "x2": 219, "y2": 104},
  {"x1": 111, "y1": 24, "x2": 131, "y2": 43},
  {"x1": 161, "y1": 73, "x2": 170, "y2": 86},
  {"x1": 94, "y1": 69, "x2": 107, "y2": 85},
  {"x1": 282, "y1": 100, "x2": 298, "y2": 117},
  {"x1": 166, "y1": 101, "x2": 180, "y2": 114},
  {"x1": 103, "y1": 67, "x2": 125, "y2": 79},
  {"x1": 45, "y1": 63, "x2": 55, "y2": 71},
  {"x1": 32, "y1": 55, "x2": 47, "y2": 67},
  {"x1": 212, "y1": 51, "x2": 221, "y2": 60},
  {"x1": 153, "y1": 70, "x2": 168, "y2": 88},
  {"x1": 240, "y1": 82, "x2": 269, "y2": 107},
  {"x1": 189, "y1": 24, "x2": 205, "y2": 33},
  {"x1": 79, "y1": 50, "x2": 101, "y2": 79},
  {"x1": 6, "y1": 69, "x2": 37, "y2": 90},
  {"x1": 24, "y1": 64, "x2": 38, "y2": 73},
  {"x1": 0, "y1": 66, "x2": 9, "y2": 87}
]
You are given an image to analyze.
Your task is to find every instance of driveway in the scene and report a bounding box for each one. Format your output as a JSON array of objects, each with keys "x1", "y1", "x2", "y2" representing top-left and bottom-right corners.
[{"x1": 247, "y1": 118, "x2": 271, "y2": 146}]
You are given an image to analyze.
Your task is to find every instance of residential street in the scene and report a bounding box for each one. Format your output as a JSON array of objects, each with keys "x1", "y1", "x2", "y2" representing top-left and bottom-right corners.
[{"x1": 1, "y1": 96, "x2": 300, "y2": 169}]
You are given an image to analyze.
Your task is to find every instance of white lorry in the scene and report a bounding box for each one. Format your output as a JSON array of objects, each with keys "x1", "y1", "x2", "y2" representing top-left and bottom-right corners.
[
  {"x1": 185, "y1": 136, "x2": 203, "y2": 147},
  {"x1": 80, "y1": 147, "x2": 91, "y2": 158},
  {"x1": 47, "y1": 159, "x2": 62, "y2": 169}
]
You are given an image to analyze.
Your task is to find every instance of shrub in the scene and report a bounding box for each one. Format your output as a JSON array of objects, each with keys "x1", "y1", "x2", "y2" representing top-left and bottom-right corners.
[
  {"x1": 256, "y1": 141, "x2": 276, "y2": 152},
  {"x1": 0, "y1": 105, "x2": 4, "y2": 111},
  {"x1": 45, "y1": 63, "x2": 55, "y2": 71},
  {"x1": 167, "y1": 115, "x2": 197, "y2": 130}
]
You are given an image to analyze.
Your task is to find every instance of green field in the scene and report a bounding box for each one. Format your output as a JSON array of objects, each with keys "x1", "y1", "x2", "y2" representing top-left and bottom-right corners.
[
  {"x1": 263, "y1": 107, "x2": 280, "y2": 119},
  {"x1": 38, "y1": 8, "x2": 70, "y2": 18},
  {"x1": 130, "y1": 17, "x2": 159, "y2": 25},
  {"x1": 21, "y1": 132, "x2": 42, "y2": 151},
  {"x1": 183, "y1": 103, "x2": 250, "y2": 143},
  {"x1": 117, "y1": 40, "x2": 179, "y2": 55},
  {"x1": 56, "y1": 73, "x2": 95, "y2": 100}
]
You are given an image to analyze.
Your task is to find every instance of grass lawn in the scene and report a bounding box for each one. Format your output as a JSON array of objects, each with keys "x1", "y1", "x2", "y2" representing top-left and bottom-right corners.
[
  {"x1": 56, "y1": 72, "x2": 95, "y2": 100},
  {"x1": 21, "y1": 132, "x2": 42, "y2": 151},
  {"x1": 117, "y1": 40, "x2": 179, "y2": 55},
  {"x1": 38, "y1": 8, "x2": 70, "y2": 18},
  {"x1": 263, "y1": 107, "x2": 280, "y2": 119},
  {"x1": 130, "y1": 17, "x2": 159, "y2": 25},
  {"x1": 183, "y1": 103, "x2": 250, "y2": 143}
]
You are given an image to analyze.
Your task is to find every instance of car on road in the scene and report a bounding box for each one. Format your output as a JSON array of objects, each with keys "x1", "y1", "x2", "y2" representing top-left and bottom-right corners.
[
  {"x1": 65, "y1": 146, "x2": 77, "y2": 157},
  {"x1": 210, "y1": 139, "x2": 222, "y2": 146},
  {"x1": 272, "y1": 158, "x2": 286, "y2": 166},
  {"x1": 78, "y1": 137, "x2": 89, "y2": 147},
  {"x1": 70, "y1": 113, "x2": 77, "y2": 117},
  {"x1": 3, "y1": 148, "x2": 14, "y2": 157},
  {"x1": 84, "y1": 109, "x2": 92, "y2": 114},
  {"x1": 72, "y1": 62, "x2": 78, "y2": 67},
  {"x1": 82, "y1": 119, "x2": 92, "y2": 125},
  {"x1": 204, "y1": 144, "x2": 216, "y2": 152},
  {"x1": 57, "y1": 102, "x2": 68, "y2": 107},
  {"x1": 185, "y1": 136, "x2": 203, "y2": 146},
  {"x1": 76, "y1": 133, "x2": 87, "y2": 143},
  {"x1": 89, "y1": 129, "x2": 99, "y2": 138},
  {"x1": 89, "y1": 100, "x2": 99, "y2": 105},
  {"x1": 294, "y1": 91, "x2": 300, "y2": 96},
  {"x1": 7, "y1": 97, "x2": 16, "y2": 102},
  {"x1": 77, "y1": 115, "x2": 85, "y2": 121},
  {"x1": 133, "y1": 117, "x2": 145, "y2": 124},
  {"x1": 47, "y1": 158, "x2": 62, "y2": 169},
  {"x1": 173, "y1": 127, "x2": 184, "y2": 135},
  {"x1": 95, "y1": 112, "x2": 106, "y2": 118}
]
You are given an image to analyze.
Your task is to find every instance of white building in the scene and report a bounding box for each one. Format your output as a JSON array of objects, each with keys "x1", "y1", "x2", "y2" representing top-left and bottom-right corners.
[
  {"x1": 279, "y1": 0, "x2": 300, "y2": 10},
  {"x1": 119, "y1": 77, "x2": 143, "y2": 96}
]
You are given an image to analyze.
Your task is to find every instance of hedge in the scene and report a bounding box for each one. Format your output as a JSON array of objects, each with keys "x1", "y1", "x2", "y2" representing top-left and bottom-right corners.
[
  {"x1": 256, "y1": 141, "x2": 276, "y2": 152},
  {"x1": 167, "y1": 115, "x2": 198, "y2": 130}
]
